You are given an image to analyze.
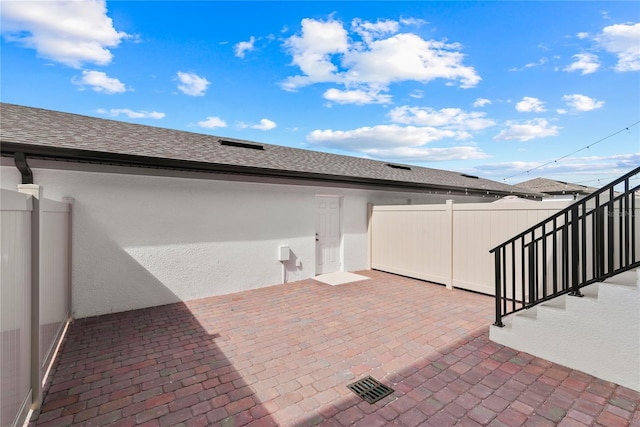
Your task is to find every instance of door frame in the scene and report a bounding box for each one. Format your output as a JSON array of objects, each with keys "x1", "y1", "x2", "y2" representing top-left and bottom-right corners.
[{"x1": 315, "y1": 195, "x2": 343, "y2": 275}]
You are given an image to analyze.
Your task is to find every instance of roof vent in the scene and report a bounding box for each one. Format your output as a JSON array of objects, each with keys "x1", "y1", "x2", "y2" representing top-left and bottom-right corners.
[
  {"x1": 220, "y1": 140, "x2": 264, "y2": 150},
  {"x1": 386, "y1": 163, "x2": 411, "y2": 171},
  {"x1": 461, "y1": 173, "x2": 479, "y2": 179}
]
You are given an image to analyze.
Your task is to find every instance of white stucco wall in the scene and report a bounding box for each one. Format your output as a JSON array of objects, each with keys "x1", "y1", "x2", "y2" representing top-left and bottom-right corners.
[
  {"x1": 1, "y1": 160, "x2": 491, "y2": 318},
  {"x1": 490, "y1": 270, "x2": 640, "y2": 392}
]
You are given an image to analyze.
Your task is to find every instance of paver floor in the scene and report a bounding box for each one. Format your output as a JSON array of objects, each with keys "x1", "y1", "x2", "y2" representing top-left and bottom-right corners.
[{"x1": 31, "y1": 270, "x2": 640, "y2": 426}]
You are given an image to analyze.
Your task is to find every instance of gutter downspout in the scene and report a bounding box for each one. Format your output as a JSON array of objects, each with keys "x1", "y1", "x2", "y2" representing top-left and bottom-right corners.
[{"x1": 15, "y1": 152, "x2": 34, "y2": 184}]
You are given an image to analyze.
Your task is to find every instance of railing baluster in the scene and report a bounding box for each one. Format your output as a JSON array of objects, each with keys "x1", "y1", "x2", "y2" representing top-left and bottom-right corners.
[
  {"x1": 569, "y1": 205, "x2": 583, "y2": 297},
  {"x1": 494, "y1": 247, "x2": 504, "y2": 327},
  {"x1": 618, "y1": 195, "x2": 623, "y2": 270},
  {"x1": 608, "y1": 187, "x2": 615, "y2": 274},
  {"x1": 502, "y1": 245, "x2": 507, "y2": 316},
  {"x1": 595, "y1": 195, "x2": 604, "y2": 277},
  {"x1": 542, "y1": 223, "x2": 547, "y2": 299},
  {"x1": 511, "y1": 243, "x2": 516, "y2": 312},
  {"x1": 580, "y1": 203, "x2": 588, "y2": 284},
  {"x1": 624, "y1": 179, "x2": 630, "y2": 267},
  {"x1": 521, "y1": 236, "x2": 526, "y2": 307},
  {"x1": 528, "y1": 234, "x2": 536, "y2": 305},
  {"x1": 562, "y1": 217, "x2": 569, "y2": 292},
  {"x1": 590, "y1": 209, "x2": 596, "y2": 280},
  {"x1": 632, "y1": 188, "x2": 637, "y2": 263},
  {"x1": 552, "y1": 218, "x2": 558, "y2": 294}
]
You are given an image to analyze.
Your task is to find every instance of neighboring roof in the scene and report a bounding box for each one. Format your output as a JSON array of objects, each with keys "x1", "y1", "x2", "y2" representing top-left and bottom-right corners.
[
  {"x1": 0, "y1": 103, "x2": 540, "y2": 198},
  {"x1": 492, "y1": 195, "x2": 537, "y2": 203},
  {"x1": 516, "y1": 177, "x2": 598, "y2": 196}
]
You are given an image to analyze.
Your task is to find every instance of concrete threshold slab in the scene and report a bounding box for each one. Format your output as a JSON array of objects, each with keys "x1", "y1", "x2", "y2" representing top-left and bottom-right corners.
[{"x1": 313, "y1": 271, "x2": 371, "y2": 286}]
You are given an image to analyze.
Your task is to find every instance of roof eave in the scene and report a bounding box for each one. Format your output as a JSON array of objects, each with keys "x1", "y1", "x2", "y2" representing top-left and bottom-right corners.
[{"x1": 0, "y1": 141, "x2": 542, "y2": 199}]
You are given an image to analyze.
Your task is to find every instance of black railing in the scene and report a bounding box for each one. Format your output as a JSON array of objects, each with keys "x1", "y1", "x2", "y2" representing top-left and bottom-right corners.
[{"x1": 491, "y1": 166, "x2": 640, "y2": 327}]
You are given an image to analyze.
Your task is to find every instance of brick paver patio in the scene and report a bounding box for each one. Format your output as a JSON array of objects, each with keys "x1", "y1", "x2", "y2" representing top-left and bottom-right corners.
[{"x1": 31, "y1": 270, "x2": 640, "y2": 426}]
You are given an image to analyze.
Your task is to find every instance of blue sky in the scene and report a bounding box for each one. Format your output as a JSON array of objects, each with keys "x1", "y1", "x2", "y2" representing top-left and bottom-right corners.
[{"x1": 2, "y1": 1, "x2": 639, "y2": 187}]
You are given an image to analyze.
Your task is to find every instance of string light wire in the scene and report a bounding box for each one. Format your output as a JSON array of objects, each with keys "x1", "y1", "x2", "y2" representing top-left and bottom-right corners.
[{"x1": 502, "y1": 120, "x2": 640, "y2": 183}]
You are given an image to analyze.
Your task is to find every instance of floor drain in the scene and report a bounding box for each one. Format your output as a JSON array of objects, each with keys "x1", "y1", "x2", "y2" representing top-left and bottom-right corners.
[{"x1": 347, "y1": 376, "x2": 394, "y2": 404}]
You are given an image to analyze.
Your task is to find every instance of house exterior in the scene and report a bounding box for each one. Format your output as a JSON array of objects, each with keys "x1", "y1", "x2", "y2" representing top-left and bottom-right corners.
[
  {"x1": 516, "y1": 177, "x2": 598, "y2": 201},
  {"x1": 0, "y1": 103, "x2": 539, "y2": 319}
]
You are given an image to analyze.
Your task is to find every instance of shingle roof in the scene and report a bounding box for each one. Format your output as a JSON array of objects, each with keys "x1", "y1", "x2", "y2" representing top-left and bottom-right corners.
[
  {"x1": 0, "y1": 103, "x2": 539, "y2": 197},
  {"x1": 516, "y1": 177, "x2": 598, "y2": 195}
]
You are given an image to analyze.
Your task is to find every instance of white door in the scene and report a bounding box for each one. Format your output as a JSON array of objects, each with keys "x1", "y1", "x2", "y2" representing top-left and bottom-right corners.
[{"x1": 316, "y1": 196, "x2": 341, "y2": 274}]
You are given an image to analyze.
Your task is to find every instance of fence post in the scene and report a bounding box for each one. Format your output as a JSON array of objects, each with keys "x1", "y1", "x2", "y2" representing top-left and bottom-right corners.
[
  {"x1": 62, "y1": 197, "x2": 74, "y2": 319},
  {"x1": 445, "y1": 199, "x2": 454, "y2": 290},
  {"x1": 18, "y1": 184, "x2": 43, "y2": 411}
]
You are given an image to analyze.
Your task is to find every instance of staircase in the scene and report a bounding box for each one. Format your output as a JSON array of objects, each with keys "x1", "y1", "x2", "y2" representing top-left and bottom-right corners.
[
  {"x1": 490, "y1": 268, "x2": 639, "y2": 392},
  {"x1": 489, "y1": 166, "x2": 640, "y2": 392}
]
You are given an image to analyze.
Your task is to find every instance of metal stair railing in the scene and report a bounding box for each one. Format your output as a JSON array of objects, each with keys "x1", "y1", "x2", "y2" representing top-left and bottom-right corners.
[{"x1": 491, "y1": 166, "x2": 640, "y2": 327}]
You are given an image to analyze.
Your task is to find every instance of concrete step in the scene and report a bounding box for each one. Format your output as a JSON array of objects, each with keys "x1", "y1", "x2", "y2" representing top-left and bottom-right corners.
[{"x1": 490, "y1": 268, "x2": 640, "y2": 392}]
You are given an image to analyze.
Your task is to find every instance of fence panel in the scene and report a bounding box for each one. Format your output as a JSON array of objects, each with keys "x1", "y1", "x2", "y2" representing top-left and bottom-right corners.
[
  {"x1": 370, "y1": 200, "x2": 570, "y2": 295},
  {"x1": 39, "y1": 199, "x2": 71, "y2": 379},
  {"x1": 371, "y1": 203, "x2": 452, "y2": 287},
  {"x1": 1, "y1": 189, "x2": 33, "y2": 427},
  {"x1": 1, "y1": 187, "x2": 72, "y2": 427},
  {"x1": 451, "y1": 202, "x2": 570, "y2": 295}
]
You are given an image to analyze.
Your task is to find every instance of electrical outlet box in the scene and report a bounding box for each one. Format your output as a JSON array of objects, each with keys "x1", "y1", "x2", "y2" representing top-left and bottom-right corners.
[{"x1": 278, "y1": 246, "x2": 290, "y2": 262}]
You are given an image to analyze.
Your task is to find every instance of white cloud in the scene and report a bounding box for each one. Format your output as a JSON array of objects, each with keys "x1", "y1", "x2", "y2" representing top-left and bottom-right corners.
[
  {"x1": 515, "y1": 97, "x2": 546, "y2": 113},
  {"x1": 389, "y1": 106, "x2": 495, "y2": 131},
  {"x1": 562, "y1": 94, "x2": 605, "y2": 112},
  {"x1": 526, "y1": 58, "x2": 548, "y2": 68},
  {"x1": 323, "y1": 88, "x2": 392, "y2": 105},
  {"x1": 409, "y1": 90, "x2": 423, "y2": 99},
  {"x1": 563, "y1": 53, "x2": 600, "y2": 75},
  {"x1": 576, "y1": 32, "x2": 590, "y2": 39},
  {"x1": 281, "y1": 18, "x2": 349, "y2": 90},
  {"x1": 473, "y1": 98, "x2": 492, "y2": 107},
  {"x1": 399, "y1": 17, "x2": 428, "y2": 27},
  {"x1": 359, "y1": 145, "x2": 489, "y2": 162},
  {"x1": 494, "y1": 119, "x2": 560, "y2": 142},
  {"x1": 342, "y1": 33, "x2": 480, "y2": 88},
  {"x1": 596, "y1": 22, "x2": 640, "y2": 72},
  {"x1": 1, "y1": 0, "x2": 128, "y2": 68},
  {"x1": 237, "y1": 119, "x2": 277, "y2": 130},
  {"x1": 234, "y1": 36, "x2": 256, "y2": 58},
  {"x1": 307, "y1": 124, "x2": 487, "y2": 161},
  {"x1": 308, "y1": 125, "x2": 461, "y2": 149},
  {"x1": 476, "y1": 153, "x2": 640, "y2": 180},
  {"x1": 176, "y1": 71, "x2": 210, "y2": 96},
  {"x1": 509, "y1": 58, "x2": 547, "y2": 72},
  {"x1": 97, "y1": 108, "x2": 165, "y2": 119},
  {"x1": 198, "y1": 116, "x2": 227, "y2": 128},
  {"x1": 251, "y1": 119, "x2": 277, "y2": 131},
  {"x1": 73, "y1": 70, "x2": 126, "y2": 94},
  {"x1": 351, "y1": 18, "x2": 399, "y2": 44},
  {"x1": 281, "y1": 17, "x2": 480, "y2": 101}
]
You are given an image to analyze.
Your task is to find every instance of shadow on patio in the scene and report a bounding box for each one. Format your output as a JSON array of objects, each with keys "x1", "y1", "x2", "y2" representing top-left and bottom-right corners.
[
  {"x1": 32, "y1": 270, "x2": 639, "y2": 426},
  {"x1": 29, "y1": 301, "x2": 277, "y2": 426}
]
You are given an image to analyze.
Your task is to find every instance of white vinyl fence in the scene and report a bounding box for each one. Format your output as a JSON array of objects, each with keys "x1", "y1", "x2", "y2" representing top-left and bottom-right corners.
[
  {"x1": 1, "y1": 186, "x2": 72, "y2": 427},
  {"x1": 370, "y1": 199, "x2": 571, "y2": 295}
]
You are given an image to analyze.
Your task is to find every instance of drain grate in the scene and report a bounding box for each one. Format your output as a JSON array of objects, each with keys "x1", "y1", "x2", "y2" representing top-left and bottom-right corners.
[{"x1": 347, "y1": 376, "x2": 394, "y2": 404}]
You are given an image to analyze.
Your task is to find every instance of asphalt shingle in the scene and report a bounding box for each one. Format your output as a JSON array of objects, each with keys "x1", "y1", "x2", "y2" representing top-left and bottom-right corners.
[
  {"x1": 516, "y1": 177, "x2": 598, "y2": 196},
  {"x1": 1, "y1": 103, "x2": 538, "y2": 196}
]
